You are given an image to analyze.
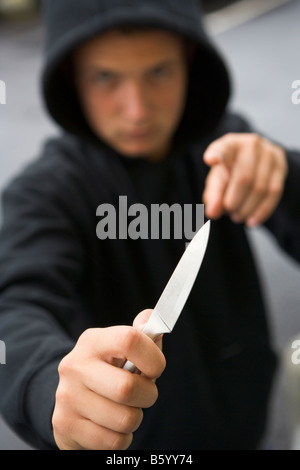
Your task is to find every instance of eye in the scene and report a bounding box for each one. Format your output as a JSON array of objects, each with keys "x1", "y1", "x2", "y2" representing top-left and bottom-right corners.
[
  {"x1": 94, "y1": 71, "x2": 117, "y2": 84},
  {"x1": 150, "y1": 65, "x2": 171, "y2": 79}
]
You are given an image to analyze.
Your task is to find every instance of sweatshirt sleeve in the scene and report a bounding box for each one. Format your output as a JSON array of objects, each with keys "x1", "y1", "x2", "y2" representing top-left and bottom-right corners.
[
  {"x1": 0, "y1": 154, "x2": 87, "y2": 449},
  {"x1": 263, "y1": 149, "x2": 300, "y2": 262}
]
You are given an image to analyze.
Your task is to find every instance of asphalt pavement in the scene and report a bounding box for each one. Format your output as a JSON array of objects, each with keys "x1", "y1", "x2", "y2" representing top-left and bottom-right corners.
[{"x1": 0, "y1": 0, "x2": 299, "y2": 450}]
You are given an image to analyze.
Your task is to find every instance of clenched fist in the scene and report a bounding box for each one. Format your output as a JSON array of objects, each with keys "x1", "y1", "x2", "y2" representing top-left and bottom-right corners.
[{"x1": 52, "y1": 309, "x2": 165, "y2": 450}]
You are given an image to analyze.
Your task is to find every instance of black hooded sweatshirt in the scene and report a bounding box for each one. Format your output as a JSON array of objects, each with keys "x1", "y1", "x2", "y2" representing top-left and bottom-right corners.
[{"x1": 0, "y1": 0, "x2": 300, "y2": 450}]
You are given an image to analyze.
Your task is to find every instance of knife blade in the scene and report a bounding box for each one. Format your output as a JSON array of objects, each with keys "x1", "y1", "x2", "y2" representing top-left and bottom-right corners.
[{"x1": 123, "y1": 220, "x2": 211, "y2": 373}]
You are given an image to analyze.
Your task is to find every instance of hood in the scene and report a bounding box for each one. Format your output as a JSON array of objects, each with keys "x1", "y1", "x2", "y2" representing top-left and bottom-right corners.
[{"x1": 41, "y1": 0, "x2": 231, "y2": 147}]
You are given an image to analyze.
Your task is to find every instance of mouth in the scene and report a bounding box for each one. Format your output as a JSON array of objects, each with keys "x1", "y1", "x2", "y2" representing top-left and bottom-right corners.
[{"x1": 122, "y1": 128, "x2": 156, "y2": 140}]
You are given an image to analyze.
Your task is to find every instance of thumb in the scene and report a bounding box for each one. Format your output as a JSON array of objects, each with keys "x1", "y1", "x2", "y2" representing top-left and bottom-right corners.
[
  {"x1": 132, "y1": 309, "x2": 153, "y2": 331},
  {"x1": 133, "y1": 309, "x2": 163, "y2": 352}
]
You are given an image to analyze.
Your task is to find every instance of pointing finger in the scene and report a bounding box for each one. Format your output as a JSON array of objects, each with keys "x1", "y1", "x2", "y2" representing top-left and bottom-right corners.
[
  {"x1": 203, "y1": 164, "x2": 230, "y2": 219},
  {"x1": 203, "y1": 133, "x2": 238, "y2": 167}
]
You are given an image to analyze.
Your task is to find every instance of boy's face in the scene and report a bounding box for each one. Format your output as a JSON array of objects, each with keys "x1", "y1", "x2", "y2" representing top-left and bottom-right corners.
[{"x1": 73, "y1": 29, "x2": 188, "y2": 161}]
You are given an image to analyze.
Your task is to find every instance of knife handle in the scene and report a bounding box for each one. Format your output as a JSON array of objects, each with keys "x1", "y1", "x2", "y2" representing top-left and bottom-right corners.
[
  {"x1": 122, "y1": 313, "x2": 169, "y2": 374},
  {"x1": 122, "y1": 360, "x2": 142, "y2": 374}
]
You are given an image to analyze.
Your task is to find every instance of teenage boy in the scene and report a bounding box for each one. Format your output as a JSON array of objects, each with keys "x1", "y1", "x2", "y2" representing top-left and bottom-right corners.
[{"x1": 0, "y1": 0, "x2": 299, "y2": 450}]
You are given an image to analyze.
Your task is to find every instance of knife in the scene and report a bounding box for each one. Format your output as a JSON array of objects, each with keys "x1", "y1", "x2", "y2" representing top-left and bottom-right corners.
[{"x1": 123, "y1": 219, "x2": 211, "y2": 373}]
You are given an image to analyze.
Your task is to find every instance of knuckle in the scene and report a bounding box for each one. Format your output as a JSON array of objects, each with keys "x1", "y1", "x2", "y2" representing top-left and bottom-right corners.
[
  {"x1": 109, "y1": 432, "x2": 133, "y2": 451},
  {"x1": 157, "y1": 352, "x2": 167, "y2": 377},
  {"x1": 114, "y1": 374, "x2": 136, "y2": 403},
  {"x1": 223, "y1": 199, "x2": 233, "y2": 213},
  {"x1": 58, "y1": 353, "x2": 73, "y2": 377},
  {"x1": 161, "y1": 352, "x2": 167, "y2": 371},
  {"x1": 279, "y1": 153, "x2": 288, "y2": 176},
  {"x1": 248, "y1": 133, "x2": 261, "y2": 148},
  {"x1": 253, "y1": 183, "x2": 266, "y2": 196},
  {"x1": 52, "y1": 408, "x2": 70, "y2": 438},
  {"x1": 78, "y1": 327, "x2": 96, "y2": 345},
  {"x1": 237, "y1": 173, "x2": 252, "y2": 187},
  {"x1": 52, "y1": 410, "x2": 62, "y2": 435},
  {"x1": 52, "y1": 405, "x2": 82, "y2": 448},
  {"x1": 121, "y1": 326, "x2": 140, "y2": 352},
  {"x1": 55, "y1": 382, "x2": 72, "y2": 407},
  {"x1": 119, "y1": 408, "x2": 143, "y2": 434},
  {"x1": 269, "y1": 183, "x2": 283, "y2": 197},
  {"x1": 149, "y1": 383, "x2": 159, "y2": 407},
  {"x1": 142, "y1": 381, "x2": 159, "y2": 409}
]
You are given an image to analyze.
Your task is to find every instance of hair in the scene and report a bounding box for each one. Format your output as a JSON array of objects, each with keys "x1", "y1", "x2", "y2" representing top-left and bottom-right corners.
[
  {"x1": 61, "y1": 24, "x2": 196, "y2": 81},
  {"x1": 114, "y1": 24, "x2": 196, "y2": 61}
]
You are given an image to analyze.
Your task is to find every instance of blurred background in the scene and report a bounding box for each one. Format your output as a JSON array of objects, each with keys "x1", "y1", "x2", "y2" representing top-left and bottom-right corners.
[{"x1": 0, "y1": 0, "x2": 299, "y2": 450}]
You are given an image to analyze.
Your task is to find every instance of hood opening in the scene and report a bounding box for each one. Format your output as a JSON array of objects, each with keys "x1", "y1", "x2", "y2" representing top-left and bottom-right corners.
[{"x1": 41, "y1": 0, "x2": 231, "y2": 148}]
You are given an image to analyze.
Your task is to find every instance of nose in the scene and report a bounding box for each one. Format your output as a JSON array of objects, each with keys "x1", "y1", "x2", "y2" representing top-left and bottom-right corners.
[{"x1": 121, "y1": 81, "x2": 150, "y2": 123}]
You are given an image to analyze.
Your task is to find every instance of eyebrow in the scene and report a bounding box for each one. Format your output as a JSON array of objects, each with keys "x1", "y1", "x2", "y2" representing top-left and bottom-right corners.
[{"x1": 79, "y1": 58, "x2": 178, "y2": 75}]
